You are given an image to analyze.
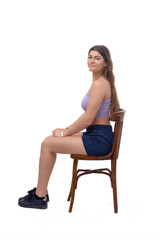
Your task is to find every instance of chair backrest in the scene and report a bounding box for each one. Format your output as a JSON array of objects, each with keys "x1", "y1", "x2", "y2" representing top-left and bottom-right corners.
[{"x1": 109, "y1": 109, "x2": 125, "y2": 160}]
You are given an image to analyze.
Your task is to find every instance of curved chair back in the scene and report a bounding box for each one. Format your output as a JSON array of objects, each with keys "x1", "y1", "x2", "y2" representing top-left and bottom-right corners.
[{"x1": 109, "y1": 109, "x2": 125, "y2": 160}]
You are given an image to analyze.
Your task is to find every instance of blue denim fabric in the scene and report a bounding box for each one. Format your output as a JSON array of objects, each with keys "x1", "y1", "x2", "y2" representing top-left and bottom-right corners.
[{"x1": 82, "y1": 125, "x2": 114, "y2": 156}]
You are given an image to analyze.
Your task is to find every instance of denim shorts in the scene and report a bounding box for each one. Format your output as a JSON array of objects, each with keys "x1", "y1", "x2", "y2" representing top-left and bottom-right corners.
[{"x1": 82, "y1": 125, "x2": 114, "y2": 156}]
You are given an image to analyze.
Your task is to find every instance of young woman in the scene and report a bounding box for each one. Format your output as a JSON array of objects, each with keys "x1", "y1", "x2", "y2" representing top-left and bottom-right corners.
[{"x1": 18, "y1": 45, "x2": 120, "y2": 209}]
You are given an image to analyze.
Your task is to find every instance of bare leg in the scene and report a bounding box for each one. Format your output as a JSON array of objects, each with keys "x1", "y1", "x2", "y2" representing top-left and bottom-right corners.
[
  {"x1": 35, "y1": 135, "x2": 86, "y2": 197},
  {"x1": 36, "y1": 144, "x2": 56, "y2": 197}
]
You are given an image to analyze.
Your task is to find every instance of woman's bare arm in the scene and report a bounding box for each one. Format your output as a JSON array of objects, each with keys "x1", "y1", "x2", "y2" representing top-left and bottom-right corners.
[{"x1": 63, "y1": 80, "x2": 106, "y2": 136}]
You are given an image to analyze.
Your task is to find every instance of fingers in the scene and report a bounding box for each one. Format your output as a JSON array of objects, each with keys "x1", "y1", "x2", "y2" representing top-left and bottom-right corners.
[{"x1": 52, "y1": 128, "x2": 64, "y2": 137}]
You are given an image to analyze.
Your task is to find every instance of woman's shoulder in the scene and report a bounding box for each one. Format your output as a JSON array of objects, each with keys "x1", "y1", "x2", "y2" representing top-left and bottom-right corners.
[
  {"x1": 92, "y1": 78, "x2": 109, "y2": 88},
  {"x1": 90, "y1": 80, "x2": 107, "y2": 96},
  {"x1": 91, "y1": 78, "x2": 111, "y2": 98}
]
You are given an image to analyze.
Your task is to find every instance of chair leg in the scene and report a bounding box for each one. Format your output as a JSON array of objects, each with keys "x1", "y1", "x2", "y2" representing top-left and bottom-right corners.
[
  {"x1": 112, "y1": 158, "x2": 118, "y2": 213},
  {"x1": 68, "y1": 159, "x2": 78, "y2": 213},
  {"x1": 67, "y1": 187, "x2": 71, "y2": 202},
  {"x1": 110, "y1": 160, "x2": 113, "y2": 188}
]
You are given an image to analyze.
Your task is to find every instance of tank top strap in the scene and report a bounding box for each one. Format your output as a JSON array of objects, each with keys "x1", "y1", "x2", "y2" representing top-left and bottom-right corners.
[{"x1": 100, "y1": 79, "x2": 111, "y2": 97}]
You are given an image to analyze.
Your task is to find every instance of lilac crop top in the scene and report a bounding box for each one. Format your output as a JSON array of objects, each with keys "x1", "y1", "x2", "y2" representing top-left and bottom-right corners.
[{"x1": 81, "y1": 94, "x2": 111, "y2": 118}]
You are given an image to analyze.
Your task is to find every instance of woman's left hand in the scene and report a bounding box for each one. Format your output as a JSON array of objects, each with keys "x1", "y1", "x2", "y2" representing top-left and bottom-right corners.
[{"x1": 52, "y1": 128, "x2": 64, "y2": 137}]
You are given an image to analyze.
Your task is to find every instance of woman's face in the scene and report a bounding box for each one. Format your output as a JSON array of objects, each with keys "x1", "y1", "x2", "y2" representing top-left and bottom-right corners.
[{"x1": 87, "y1": 50, "x2": 106, "y2": 73}]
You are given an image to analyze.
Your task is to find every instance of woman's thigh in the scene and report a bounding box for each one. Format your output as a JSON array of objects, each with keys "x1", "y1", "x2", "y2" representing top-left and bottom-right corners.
[{"x1": 43, "y1": 135, "x2": 87, "y2": 155}]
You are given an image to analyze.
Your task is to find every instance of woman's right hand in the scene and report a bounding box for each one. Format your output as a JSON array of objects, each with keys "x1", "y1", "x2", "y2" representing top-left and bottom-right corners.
[{"x1": 52, "y1": 128, "x2": 64, "y2": 137}]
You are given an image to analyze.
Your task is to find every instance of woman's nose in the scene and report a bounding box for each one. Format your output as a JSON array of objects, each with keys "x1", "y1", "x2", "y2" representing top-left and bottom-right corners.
[{"x1": 90, "y1": 58, "x2": 95, "y2": 64}]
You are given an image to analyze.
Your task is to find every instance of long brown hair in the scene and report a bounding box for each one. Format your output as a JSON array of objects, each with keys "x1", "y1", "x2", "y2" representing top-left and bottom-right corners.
[{"x1": 89, "y1": 45, "x2": 120, "y2": 114}]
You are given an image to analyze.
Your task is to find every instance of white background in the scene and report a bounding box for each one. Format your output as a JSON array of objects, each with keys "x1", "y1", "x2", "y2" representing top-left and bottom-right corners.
[{"x1": 0, "y1": 0, "x2": 160, "y2": 239}]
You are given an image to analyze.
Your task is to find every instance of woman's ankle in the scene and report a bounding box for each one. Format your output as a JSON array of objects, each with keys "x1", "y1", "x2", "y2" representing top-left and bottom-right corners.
[{"x1": 35, "y1": 188, "x2": 47, "y2": 198}]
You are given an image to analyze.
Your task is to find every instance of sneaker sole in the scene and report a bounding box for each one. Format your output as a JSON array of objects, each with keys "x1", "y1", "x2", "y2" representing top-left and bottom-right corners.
[{"x1": 18, "y1": 202, "x2": 47, "y2": 209}]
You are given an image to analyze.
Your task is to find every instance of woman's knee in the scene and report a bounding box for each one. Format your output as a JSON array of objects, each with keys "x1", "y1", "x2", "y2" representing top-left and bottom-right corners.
[{"x1": 41, "y1": 136, "x2": 53, "y2": 151}]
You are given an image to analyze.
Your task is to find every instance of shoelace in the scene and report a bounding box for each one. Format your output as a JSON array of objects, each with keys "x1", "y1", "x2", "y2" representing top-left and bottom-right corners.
[
  {"x1": 23, "y1": 188, "x2": 36, "y2": 201},
  {"x1": 24, "y1": 193, "x2": 34, "y2": 201},
  {"x1": 28, "y1": 188, "x2": 36, "y2": 195}
]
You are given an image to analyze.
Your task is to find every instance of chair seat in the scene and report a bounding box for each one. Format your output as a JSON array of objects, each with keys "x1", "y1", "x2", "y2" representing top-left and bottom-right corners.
[{"x1": 70, "y1": 151, "x2": 113, "y2": 161}]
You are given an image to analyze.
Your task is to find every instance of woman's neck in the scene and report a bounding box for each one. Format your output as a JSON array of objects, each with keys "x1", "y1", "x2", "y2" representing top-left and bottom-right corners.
[{"x1": 92, "y1": 72, "x2": 104, "y2": 82}]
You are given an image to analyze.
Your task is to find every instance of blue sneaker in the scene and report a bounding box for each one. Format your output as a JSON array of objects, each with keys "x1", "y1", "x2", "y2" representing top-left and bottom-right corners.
[
  {"x1": 27, "y1": 188, "x2": 49, "y2": 202},
  {"x1": 18, "y1": 188, "x2": 49, "y2": 209}
]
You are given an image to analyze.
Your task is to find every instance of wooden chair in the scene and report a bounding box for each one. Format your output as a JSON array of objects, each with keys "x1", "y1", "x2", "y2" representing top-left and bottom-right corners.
[{"x1": 67, "y1": 109, "x2": 125, "y2": 213}]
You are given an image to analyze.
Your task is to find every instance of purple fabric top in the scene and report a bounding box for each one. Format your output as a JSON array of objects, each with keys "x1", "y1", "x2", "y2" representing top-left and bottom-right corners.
[{"x1": 81, "y1": 94, "x2": 111, "y2": 118}]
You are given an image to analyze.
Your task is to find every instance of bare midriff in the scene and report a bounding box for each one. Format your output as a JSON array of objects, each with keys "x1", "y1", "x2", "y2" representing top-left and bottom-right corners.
[{"x1": 91, "y1": 116, "x2": 110, "y2": 126}]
